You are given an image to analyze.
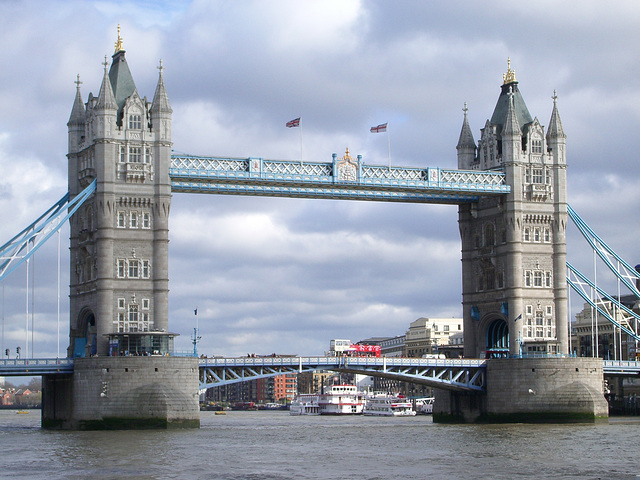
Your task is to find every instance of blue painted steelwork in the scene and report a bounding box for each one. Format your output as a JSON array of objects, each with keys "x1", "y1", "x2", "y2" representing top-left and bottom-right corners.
[
  {"x1": 199, "y1": 356, "x2": 487, "y2": 393},
  {"x1": 0, "y1": 358, "x2": 74, "y2": 376},
  {"x1": 568, "y1": 205, "x2": 640, "y2": 297},
  {"x1": 169, "y1": 154, "x2": 510, "y2": 204},
  {"x1": 603, "y1": 360, "x2": 640, "y2": 375},
  {"x1": 566, "y1": 205, "x2": 640, "y2": 343},
  {"x1": 0, "y1": 179, "x2": 97, "y2": 282},
  {"x1": 567, "y1": 263, "x2": 640, "y2": 342}
]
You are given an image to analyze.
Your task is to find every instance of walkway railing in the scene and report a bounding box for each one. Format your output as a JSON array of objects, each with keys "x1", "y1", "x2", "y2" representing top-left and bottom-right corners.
[{"x1": 169, "y1": 154, "x2": 510, "y2": 204}]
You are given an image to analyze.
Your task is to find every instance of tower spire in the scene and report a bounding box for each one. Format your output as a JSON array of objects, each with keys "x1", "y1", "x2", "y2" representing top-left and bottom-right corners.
[
  {"x1": 547, "y1": 90, "x2": 566, "y2": 140},
  {"x1": 114, "y1": 24, "x2": 124, "y2": 54},
  {"x1": 95, "y1": 55, "x2": 117, "y2": 110},
  {"x1": 151, "y1": 59, "x2": 172, "y2": 115},
  {"x1": 68, "y1": 74, "x2": 85, "y2": 126}
]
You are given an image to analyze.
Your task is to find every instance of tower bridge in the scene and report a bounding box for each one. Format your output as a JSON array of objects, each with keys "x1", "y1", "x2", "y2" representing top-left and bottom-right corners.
[{"x1": 2, "y1": 35, "x2": 639, "y2": 428}]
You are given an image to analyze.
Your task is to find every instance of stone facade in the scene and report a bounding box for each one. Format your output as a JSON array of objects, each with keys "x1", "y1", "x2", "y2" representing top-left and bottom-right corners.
[
  {"x1": 43, "y1": 356, "x2": 200, "y2": 429},
  {"x1": 457, "y1": 61, "x2": 568, "y2": 357},
  {"x1": 433, "y1": 357, "x2": 608, "y2": 423},
  {"x1": 67, "y1": 33, "x2": 172, "y2": 357}
]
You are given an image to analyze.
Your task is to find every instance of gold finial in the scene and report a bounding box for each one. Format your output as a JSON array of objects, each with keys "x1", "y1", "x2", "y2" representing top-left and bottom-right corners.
[
  {"x1": 114, "y1": 24, "x2": 124, "y2": 53},
  {"x1": 344, "y1": 147, "x2": 351, "y2": 160},
  {"x1": 503, "y1": 57, "x2": 517, "y2": 85}
]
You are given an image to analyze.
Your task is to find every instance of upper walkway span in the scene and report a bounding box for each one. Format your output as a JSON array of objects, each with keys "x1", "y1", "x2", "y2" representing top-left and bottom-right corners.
[{"x1": 169, "y1": 154, "x2": 510, "y2": 204}]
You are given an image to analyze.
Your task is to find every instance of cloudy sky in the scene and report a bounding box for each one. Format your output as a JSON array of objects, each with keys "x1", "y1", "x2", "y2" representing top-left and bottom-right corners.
[{"x1": 1, "y1": 0, "x2": 639, "y2": 358}]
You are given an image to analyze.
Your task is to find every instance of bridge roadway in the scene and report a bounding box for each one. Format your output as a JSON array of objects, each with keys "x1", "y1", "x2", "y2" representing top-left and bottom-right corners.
[{"x1": 1, "y1": 357, "x2": 638, "y2": 393}]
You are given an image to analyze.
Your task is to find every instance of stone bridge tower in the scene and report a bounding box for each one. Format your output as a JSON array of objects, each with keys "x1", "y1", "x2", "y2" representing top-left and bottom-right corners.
[
  {"x1": 66, "y1": 29, "x2": 173, "y2": 356},
  {"x1": 457, "y1": 61, "x2": 568, "y2": 358}
]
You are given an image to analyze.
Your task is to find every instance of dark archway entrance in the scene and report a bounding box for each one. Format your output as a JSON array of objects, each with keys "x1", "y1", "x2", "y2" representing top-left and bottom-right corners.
[
  {"x1": 72, "y1": 310, "x2": 96, "y2": 358},
  {"x1": 486, "y1": 318, "x2": 509, "y2": 358}
]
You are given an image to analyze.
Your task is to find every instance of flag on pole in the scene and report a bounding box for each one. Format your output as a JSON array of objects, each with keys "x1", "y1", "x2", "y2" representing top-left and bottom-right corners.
[
  {"x1": 194, "y1": 308, "x2": 198, "y2": 315},
  {"x1": 514, "y1": 313, "x2": 522, "y2": 323},
  {"x1": 286, "y1": 117, "x2": 300, "y2": 128},
  {"x1": 370, "y1": 123, "x2": 387, "y2": 133}
]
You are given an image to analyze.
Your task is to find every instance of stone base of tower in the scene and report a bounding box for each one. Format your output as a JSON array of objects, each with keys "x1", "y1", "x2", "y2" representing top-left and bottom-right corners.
[
  {"x1": 42, "y1": 356, "x2": 200, "y2": 430},
  {"x1": 433, "y1": 357, "x2": 609, "y2": 423}
]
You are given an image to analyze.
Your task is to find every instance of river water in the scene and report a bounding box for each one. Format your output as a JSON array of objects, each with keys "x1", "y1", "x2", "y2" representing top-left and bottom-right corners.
[{"x1": 0, "y1": 409, "x2": 638, "y2": 479}]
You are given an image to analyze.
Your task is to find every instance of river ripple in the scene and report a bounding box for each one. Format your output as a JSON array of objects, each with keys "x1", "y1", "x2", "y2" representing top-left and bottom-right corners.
[{"x1": 0, "y1": 410, "x2": 638, "y2": 480}]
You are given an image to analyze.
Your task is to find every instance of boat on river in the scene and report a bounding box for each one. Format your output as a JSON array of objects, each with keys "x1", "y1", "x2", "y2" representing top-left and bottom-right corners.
[
  {"x1": 290, "y1": 384, "x2": 365, "y2": 415},
  {"x1": 363, "y1": 394, "x2": 416, "y2": 416},
  {"x1": 415, "y1": 397, "x2": 435, "y2": 414},
  {"x1": 317, "y1": 384, "x2": 364, "y2": 415},
  {"x1": 289, "y1": 394, "x2": 320, "y2": 415}
]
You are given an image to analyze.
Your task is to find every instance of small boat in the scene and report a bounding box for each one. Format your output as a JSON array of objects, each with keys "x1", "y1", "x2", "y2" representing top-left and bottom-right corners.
[
  {"x1": 16, "y1": 410, "x2": 30, "y2": 414},
  {"x1": 415, "y1": 397, "x2": 435, "y2": 414},
  {"x1": 214, "y1": 411, "x2": 226, "y2": 415},
  {"x1": 289, "y1": 394, "x2": 320, "y2": 415},
  {"x1": 363, "y1": 394, "x2": 417, "y2": 416}
]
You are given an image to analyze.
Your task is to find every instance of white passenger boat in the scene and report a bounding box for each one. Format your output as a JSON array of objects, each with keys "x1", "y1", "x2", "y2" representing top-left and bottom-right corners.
[
  {"x1": 414, "y1": 397, "x2": 435, "y2": 414},
  {"x1": 363, "y1": 394, "x2": 417, "y2": 416},
  {"x1": 317, "y1": 384, "x2": 364, "y2": 415},
  {"x1": 289, "y1": 394, "x2": 320, "y2": 415}
]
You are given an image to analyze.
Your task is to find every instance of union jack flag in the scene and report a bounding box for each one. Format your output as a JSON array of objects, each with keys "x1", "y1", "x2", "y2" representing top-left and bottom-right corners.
[{"x1": 286, "y1": 117, "x2": 300, "y2": 128}]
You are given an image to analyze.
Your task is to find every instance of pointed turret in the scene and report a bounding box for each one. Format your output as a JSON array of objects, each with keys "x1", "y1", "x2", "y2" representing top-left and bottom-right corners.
[
  {"x1": 490, "y1": 59, "x2": 533, "y2": 136},
  {"x1": 547, "y1": 90, "x2": 566, "y2": 141},
  {"x1": 151, "y1": 60, "x2": 172, "y2": 115},
  {"x1": 108, "y1": 26, "x2": 139, "y2": 124},
  {"x1": 68, "y1": 74, "x2": 85, "y2": 126},
  {"x1": 547, "y1": 90, "x2": 566, "y2": 167},
  {"x1": 501, "y1": 87, "x2": 521, "y2": 161},
  {"x1": 95, "y1": 56, "x2": 117, "y2": 111},
  {"x1": 457, "y1": 102, "x2": 476, "y2": 169}
]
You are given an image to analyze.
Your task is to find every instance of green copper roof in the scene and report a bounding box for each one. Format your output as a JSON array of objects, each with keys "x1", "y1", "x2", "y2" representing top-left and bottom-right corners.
[
  {"x1": 490, "y1": 82, "x2": 533, "y2": 135},
  {"x1": 108, "y1": 50, "x2": 137, "y2": 119}
]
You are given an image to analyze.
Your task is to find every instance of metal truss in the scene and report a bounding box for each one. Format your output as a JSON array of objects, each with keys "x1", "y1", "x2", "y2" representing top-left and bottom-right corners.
[
  {"x1": 0, "y1": 358, "x2": 74, "y2": 376},
  {"x1": 567, "y1": 263, "x2": 640, "y2": 342},
  {"x1": 0, "y1": 180, "x2": 97, "y2": 282},
  {"x1": 169, "y1": 155, "x2": 509, "y2": 204},
  {"x1": 568, "y1": 205, "x2": 640, "y2": 298},
  {"x1": 199, "y1": 356, "x2": 487, "y2": 393},
  {"x1": 566, "y1": 205, "x2": 640, "y2": 343}
]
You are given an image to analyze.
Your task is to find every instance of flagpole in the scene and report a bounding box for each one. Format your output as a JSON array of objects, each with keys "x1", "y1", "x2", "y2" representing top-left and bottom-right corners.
[
  {"x1": 299, "y1": 117, "x2": 303, "y2": 165},
  {"x1": 387, "y1": 122, "x2": 391, "y2": 169}
]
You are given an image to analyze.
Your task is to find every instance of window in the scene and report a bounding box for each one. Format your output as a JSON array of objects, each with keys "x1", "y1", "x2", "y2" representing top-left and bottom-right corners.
[
  {"x1": 145, "y1": 147, "x2": 152, "y2": 164},
  {"x1": 120, "y1": 145, "x2": 126, "y2": 163},
  {"x1": 117, "y1": 259, "x2": 125, "y2": 278},
  {"x1": 142, "y1": 260, "x2": 150, "y2": 279},
  {"x1": 443, "y1": 325, "x2": 449, "y2": 332},
  {"x1": 477, "y1": 275, "x2": 484, "y2": 291},
  {"x1": 532, "y1": 168, "x2": 543, "y2": 184},
  {"x1": 117, "y1": 211, "x2": 126, "y2": 228},
  {"x1": 545, "y1": 271, "x2": 552, "y2": 288},
  {"x1": 534, "y1": 228, "x2": 540, "y2": 243},
  {"x1": 497, "y1": 271, "x2": 504, "y2": 289},
  {"x1": 118, "y1": 313, "x2": 125, "y2": 332},
  {"x1": 130, "y1": 211, "x2": 138, "y2": 228},
  {"x1": 118, "y1": 298, "x2": 125, "y2": 309},
  {"x1": 128, "y1": 114, "x2": 142, "y2": 130},
  {"x1": 532, "y1": 139, "x2": 543, "y2": 154},
  {"x1": 524, "y1": 228, "x2": 530, "y2": 242},
  {"x1": 546, "y1": 305, "x2": 552, "y2": 316},
  {"x1": 525, "y1": 271, "x2": 532, "y2": 287},
  {"x1": 534, "y1": 271, "x2": 543, "y2": 287},
  {"x1": 129, "y1": 146, "x2": 142, "y2": 163},
  {"x1": 128, "y1": 259, "x2": 139, "y2": 278},
  {"x1": 142, "y1": 298, "x2": 150, "y2": 310},
  {"x1": 544, "y1": 228, "x2": 551, "y2": 243},
  {"x1": 525, "y1": 168, "x2": 531, "y2": 184},
  {"x1": 526, "y1": 305, "x2": 533, "y2": 315},
  {"x1": 128, "y1": 304, "x2": 138, "y2": 324},
  {"x1": 142, "y1": 212, "x2": 151, "y2": 229},
  {"x1": 484, "y1": 223, "x2": 494, "y2": 247}
]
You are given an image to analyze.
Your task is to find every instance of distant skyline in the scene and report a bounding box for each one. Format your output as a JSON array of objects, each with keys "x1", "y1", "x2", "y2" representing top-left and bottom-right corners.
[{"x1": 1, "y1": 1, "x2": 639, "y2": 358}]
